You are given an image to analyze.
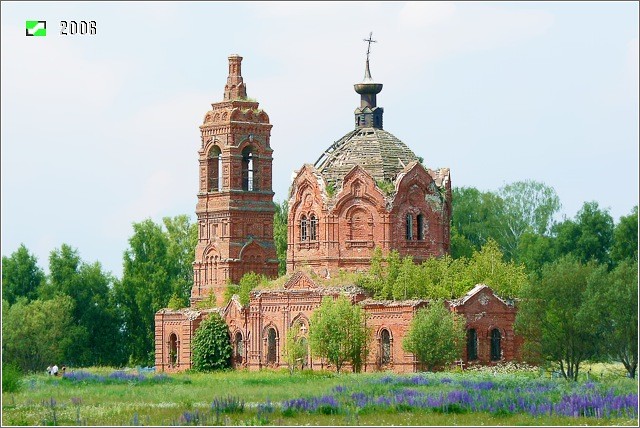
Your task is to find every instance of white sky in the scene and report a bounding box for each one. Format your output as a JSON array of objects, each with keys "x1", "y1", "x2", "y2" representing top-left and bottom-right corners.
[{"x1": 2, "y1": 1, "x2": 638, "y2": 278}]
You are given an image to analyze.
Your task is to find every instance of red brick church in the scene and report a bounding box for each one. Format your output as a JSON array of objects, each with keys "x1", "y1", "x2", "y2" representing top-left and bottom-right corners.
[{"x1": 155, "y1": 52, "x2": 523, "y2": 373}]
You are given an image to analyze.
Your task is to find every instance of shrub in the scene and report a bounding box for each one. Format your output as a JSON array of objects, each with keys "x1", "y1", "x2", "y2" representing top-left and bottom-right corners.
[
  {"x1": 2, "y1": 363, "x2": 23, "y2": 393},
  {"x1": 402, "y1": 301, "x2": 465, "y2": 371},
  {"x1": 191, "y1": 312, "x2": 232, "y2": 371},
  {"x1": 309, "y1": 296, "x2": 370, "y2": 373}
]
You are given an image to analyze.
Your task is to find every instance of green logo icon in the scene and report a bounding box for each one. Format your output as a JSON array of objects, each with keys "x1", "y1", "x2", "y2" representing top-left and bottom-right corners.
[{"x1": 26, "y1": 20, "x2": 46, "y2": 36}]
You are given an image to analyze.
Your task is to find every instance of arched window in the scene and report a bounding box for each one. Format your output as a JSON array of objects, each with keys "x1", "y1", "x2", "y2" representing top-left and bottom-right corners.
[
  {"x1": 267, "y1": 328, "x2": 277, "y2": 365},
  {"x1": 380, "y1": 329, "x2": 391, "y2": 365},
  {"x1": 405, "y1": 214, "x2": 413, "y2": 240},
  {"x1": 490, "y1": 329, "x2": 501, "y2": 361},
  {"x1": 242, "y1": 147, "x2": 256, "y2": 191},
  {"x1": 234, "y1": 332, "x2": 243, "y2": 363},
  {"x1": 467, "y1": 329, "x2": 478, "y2": 361},
  {"x1": 417, "y1": 214, "x2": 425, "y2": 240},
  {"x1": 208, "y1": 146, "x2": 222, "y2": 191},
  {"x1": 309, "y1": 214, "x2": 318, "y2": 241},
  {"x1": 300, "y1": 215, "x2": 308, "y2": 241},
  {"x1": 168, "y1": 333, "x2": 178, "y2": 365}
]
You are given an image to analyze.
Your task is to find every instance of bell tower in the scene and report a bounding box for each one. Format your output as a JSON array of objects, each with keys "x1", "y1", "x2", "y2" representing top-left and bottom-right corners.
[{"x1": 191, "y1": 54, "x2": 279, "y2": 307}]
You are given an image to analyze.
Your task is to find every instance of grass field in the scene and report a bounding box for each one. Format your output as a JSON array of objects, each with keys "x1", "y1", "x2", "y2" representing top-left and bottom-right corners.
[{"x1": 2, "y1": 364, "x2": 638, "y2": 426}]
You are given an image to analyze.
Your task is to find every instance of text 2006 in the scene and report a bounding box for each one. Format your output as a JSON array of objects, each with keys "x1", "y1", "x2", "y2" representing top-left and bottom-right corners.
[{"x1": 60, "y1": 21, "x2": 97, "y2": 35}]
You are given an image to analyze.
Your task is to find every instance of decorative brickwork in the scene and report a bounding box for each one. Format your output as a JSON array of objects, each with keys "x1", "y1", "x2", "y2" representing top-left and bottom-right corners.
[
  {"x1": 220, "y1": 273, "x2": 520, "y2": 372},
  {"x1": 287, "y1": 58, "x2": 451, "y2": 276},
  {"x1": 191, "y1": 54, "x2": 279, "y2": 307},
  {"x1": 154, "y1": 308, "x2": 209, "y2": 373},
  {"x1": 154, "y1": 53, "x2": 522, "y2": 374},
  {"x1": 449, "y1": 284, "x2": 524, "y2": 365}
]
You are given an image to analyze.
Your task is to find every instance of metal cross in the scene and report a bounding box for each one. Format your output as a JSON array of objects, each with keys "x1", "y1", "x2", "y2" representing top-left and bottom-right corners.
[{"x1": 363, "y1": 32, "x2": 377, "y2": 61}]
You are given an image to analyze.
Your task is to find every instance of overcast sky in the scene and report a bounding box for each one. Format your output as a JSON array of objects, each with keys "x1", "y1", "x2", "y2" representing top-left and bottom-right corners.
[{"x1": 2, "y1": 1, "x2": 638, "y2": 278}]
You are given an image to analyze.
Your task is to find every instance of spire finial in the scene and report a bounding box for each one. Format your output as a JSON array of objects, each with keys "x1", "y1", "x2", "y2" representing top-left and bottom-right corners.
[
  {"x1": 363, "y1": 32, "x2": 377, "y2": 63},
  {"x1": 362, "y1": 32, "x2": 378, "y2": 82},
  {"x1": 224, "y1": 54, "x2": 247, "y2": 101}
]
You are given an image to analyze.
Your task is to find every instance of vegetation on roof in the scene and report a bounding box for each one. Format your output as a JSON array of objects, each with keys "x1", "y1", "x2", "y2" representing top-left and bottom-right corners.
[{"x1": 375, "y1": 179, "x2": 396, "y2": 196}]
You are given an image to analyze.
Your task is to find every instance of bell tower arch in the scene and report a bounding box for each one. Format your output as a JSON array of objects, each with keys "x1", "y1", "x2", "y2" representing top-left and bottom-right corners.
[{"x1": 191, "y1": 55, "x2": 278, "y2": 307}]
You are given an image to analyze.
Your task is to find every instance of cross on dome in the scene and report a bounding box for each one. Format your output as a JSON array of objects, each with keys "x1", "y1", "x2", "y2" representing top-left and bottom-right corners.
[{"x1": 363, "y1": 31, "x2": 377, "y2": 62}]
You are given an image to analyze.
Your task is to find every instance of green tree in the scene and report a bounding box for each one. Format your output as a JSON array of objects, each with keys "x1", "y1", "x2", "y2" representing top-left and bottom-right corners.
[
  {"x1": 224, "y1": 272, "x2": 268, "y2": 306},
  {"x1": 116, "y1": 219, "x2": 172, "y2": 365},
  {"x1": 554, "y1": 202, "x2": 614, "y2": 266},
  {"x1": 358, "y1": 248, "x2": 399, "y2": 299},
  {"x1": 450, "y1": 226, "x2": 475, "y2": 259},
  {"x1": 381, "y1": 250, "x2": 402, "y2": 300},
  {"x1": 516, "y1": 232, "x2": 556, "y2": 276},
  {"x1": 191, "y1": 312, "x2": 232, "y2": 372},
  {"x1": 2, "y1": 296, "x2": 77, "y2": 373},
  {"x1": 1, "y1": 244, "x2": 45, "y2": 305},
  {"x1": 73, "y1": 262, "x2": 124, "y2": 367},
  {"x1": 451, "y1": 187, "x2": 504, "y2": 254},
  {"x1": 283, "y1": 321, "x2": 308, "y2": 374},
  {"x1": 402, "y1": 301, "x2": 466, "y2": 371},
  {"x1": 163, "y1": 215, "x2": 198, "y2": 308},
  {"x1": 584, "y1": 260, "x2": 638, "y2": 378},
  {"x1": 357, "y1": 246, "x2": 386, "y2": 298},
  {"x1": 515, "y1": 257, "x2": 600, "y2": 381},
  {"x1": 38, "y1": 243, "x2": 81, "y2": 300},
  {"x1": 497, "y1": 180, "x2": 561, "y2": 259},
  {"x1": 359, "y1": 241, "x2": 527, "y2": 300},
  {"x1": 463, "y1": 239, "x2": 528, "y2": 298},
  {"x1": 115, "y1": 215, "x2": 198, "y2": 365},
  {"x1": 418, "y1": 254, "x2": 468, "y2": 299},
  {"x1": 43, "y1": 244, "x2": 124, "y2": 367},
  {"x1": 610, "y1": 206, "x2": 638, "y2": 266},
  {"x1": 273, "y1": 200, "x2": 288, "y2": 276},
  {"x1": 309, "y1": 296, "x2": 370, "y2": 373},
  {"x1": 392, "y1": 256, "x2": 419, "y2": 300}
]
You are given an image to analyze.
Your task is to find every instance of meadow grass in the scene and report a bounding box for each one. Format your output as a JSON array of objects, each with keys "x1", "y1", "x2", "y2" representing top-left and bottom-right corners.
[{"x1": 2, "y1": 365, "x2": 637, "y2": 426}]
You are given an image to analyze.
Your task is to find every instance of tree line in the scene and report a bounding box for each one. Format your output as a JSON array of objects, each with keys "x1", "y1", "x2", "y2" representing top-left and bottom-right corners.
[
  {"x1": 2, "y1": 180, "x2": 637, "y2": 376},
  {"x1": 2, "y1": 216, "x2": 197, "y2": 370}
]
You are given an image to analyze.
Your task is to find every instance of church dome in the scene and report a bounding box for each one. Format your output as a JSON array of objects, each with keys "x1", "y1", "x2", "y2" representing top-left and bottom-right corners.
[
  {"x1": 314, "y1": 127, "x2": 418, "y2": 188},
  {"x1": 313, "y1": 43, "x2": 419, "y2": 189}
]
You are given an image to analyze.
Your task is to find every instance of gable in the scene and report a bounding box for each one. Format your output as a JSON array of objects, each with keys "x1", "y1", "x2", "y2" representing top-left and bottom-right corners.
[
  {"x1": 283, "y1": 271, "x2": 318, "y2": 290},
  {"x1": 453, "y1": 284, "x2": 512, "y2": 311},
  {"x1": 222, "y1": 295, "x2": 244, "y2": 318}
]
